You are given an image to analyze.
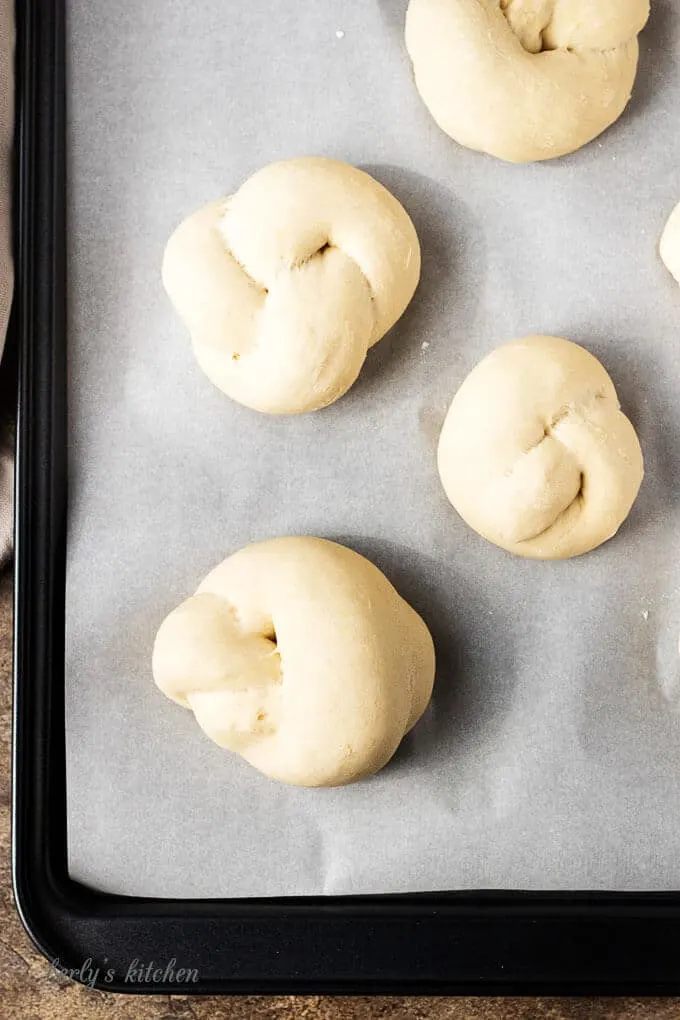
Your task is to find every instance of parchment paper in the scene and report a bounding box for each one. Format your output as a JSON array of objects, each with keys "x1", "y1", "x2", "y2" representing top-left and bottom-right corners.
[{"x1": 65, "y1": 0, "x2": 680, "y2": 897}]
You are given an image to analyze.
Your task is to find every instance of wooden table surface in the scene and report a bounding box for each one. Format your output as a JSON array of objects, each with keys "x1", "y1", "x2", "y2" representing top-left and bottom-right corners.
[{"x1": 0, "y1": 573, "x2": 678, "y2": 1019}]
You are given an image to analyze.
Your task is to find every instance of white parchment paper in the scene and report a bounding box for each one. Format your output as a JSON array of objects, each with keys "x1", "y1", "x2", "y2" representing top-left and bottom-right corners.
[{"x1": 65, "y1": 0, "x2": 680, "y2": 897}]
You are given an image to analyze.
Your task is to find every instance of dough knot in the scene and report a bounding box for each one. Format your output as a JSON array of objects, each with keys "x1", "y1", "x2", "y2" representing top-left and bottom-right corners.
[
  {"x1": 437, "y1": 336, "x2": 644, "y2": 559},
  {"x1": 405, "y1": 0, "x2": 650, "y2": 162},
  {"x1": 153, "y1": 537, "x2": 436, "y2": 785},
  {"x1": 162, "y1": 158, "x2": 421, "y2": 413}
]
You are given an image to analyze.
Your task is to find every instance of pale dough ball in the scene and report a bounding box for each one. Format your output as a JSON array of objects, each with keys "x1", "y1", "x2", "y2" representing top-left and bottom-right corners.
[
  {"x1": 405, "y1": 0, "x2": 650, "y2": 163},
  {"x1": 162, "y1": 158, "x2": 421, "y2": 414},
  {"x1": 437, "y1": 336, "x2": 644, "y2": 559},
  {"x1": 152, "y1": 537, "x2": 435, "y2": 787},
  {"x1": 660, "y1": 201, "x2": 680, "y2": 285}
]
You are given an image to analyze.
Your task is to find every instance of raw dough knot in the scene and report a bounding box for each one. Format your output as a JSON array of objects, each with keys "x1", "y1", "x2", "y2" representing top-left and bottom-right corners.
[
  {"x1": 405, "y1": 0, "x2": 650, "y2": 162},
  {"x1": 437, "y1": 336, "x2": 644, "y2": 559},
  {"x1": 162, "y1": 158, "x2": 421, "y2": 413},
  {"x1": 660, "y1": 200, "x2": 680, "y2": 286},
  {"x1": 153, "y1": 537, "x2": 435, "y2": 786}
]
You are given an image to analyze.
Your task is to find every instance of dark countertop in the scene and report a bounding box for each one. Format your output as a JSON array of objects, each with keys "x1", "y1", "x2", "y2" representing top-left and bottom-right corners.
[{"x1": 0, "y1": 573, "x2": 677, "y2": 1018}]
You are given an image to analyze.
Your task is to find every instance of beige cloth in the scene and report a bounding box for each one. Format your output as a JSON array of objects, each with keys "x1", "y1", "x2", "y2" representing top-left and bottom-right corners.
[{"x1": 0, "y1": 0, "x2": 13, "y2": 564}]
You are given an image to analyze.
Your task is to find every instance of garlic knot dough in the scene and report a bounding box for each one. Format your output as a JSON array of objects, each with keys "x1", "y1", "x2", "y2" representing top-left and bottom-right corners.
[
  {"x1": 405, "y1": 0, "x2": 650, "y2": 162},
  {"x1": 437, "y1": 336, "x2": 644, "y2": 559},
  {"x1": 162, "y1": 158, "x2": 421, "y2": 414},
  {"x1": 153, "y1": 537, "x2": 435, "y2": 787},
  {"x1": 660, "y1": 201, "x2": 680, "y2": 286}
]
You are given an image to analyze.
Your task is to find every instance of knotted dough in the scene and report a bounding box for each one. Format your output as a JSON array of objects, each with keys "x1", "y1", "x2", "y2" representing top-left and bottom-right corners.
[
  {"x1": 153, "y1": 537, "x2": 435, "y2": 787},
  {"x1": 660, "y1": 201, "x2": 680, "y2": 286},
  {"x1": 437, "y1": 336, "x2": 644, "y2": 559},
  {"x1": 162, "y1": 158, "x2": 421, "y2": 414},
  {"x1": 405, "y1": 0, "x2": 650, "y2": 163}
]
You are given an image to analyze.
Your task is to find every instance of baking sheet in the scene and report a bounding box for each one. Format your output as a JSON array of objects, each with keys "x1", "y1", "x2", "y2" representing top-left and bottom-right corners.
[{"x1": 65, "y1": 0, "x2": 680, "y2": 897}]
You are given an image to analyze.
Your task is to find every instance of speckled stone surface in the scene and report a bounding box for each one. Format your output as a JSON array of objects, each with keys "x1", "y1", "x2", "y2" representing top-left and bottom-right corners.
[{"x1": 0, "y1": 573, "x2": 678, "y2": 1017}]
